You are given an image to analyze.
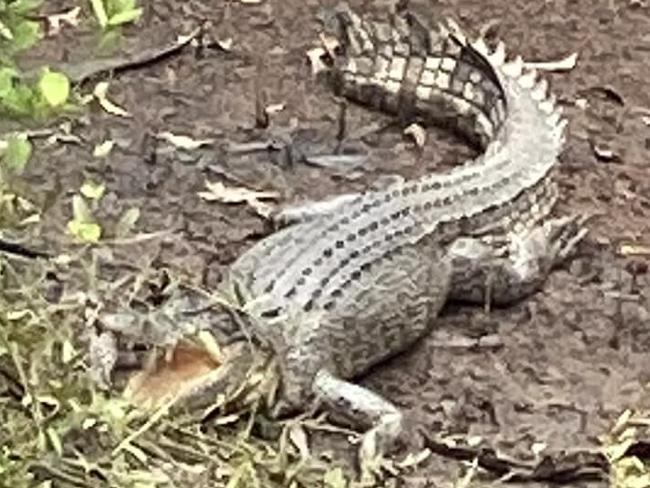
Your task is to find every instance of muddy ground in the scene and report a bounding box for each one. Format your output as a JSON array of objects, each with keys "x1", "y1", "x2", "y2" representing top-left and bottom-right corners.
[{"x1": 4, "y1": 0, "x2": 650, "y2": 486}]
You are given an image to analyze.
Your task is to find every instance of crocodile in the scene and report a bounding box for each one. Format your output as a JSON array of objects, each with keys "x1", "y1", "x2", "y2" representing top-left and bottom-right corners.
[{"x1": 90, "y1": 2, "x2": 586, "y2": 473}]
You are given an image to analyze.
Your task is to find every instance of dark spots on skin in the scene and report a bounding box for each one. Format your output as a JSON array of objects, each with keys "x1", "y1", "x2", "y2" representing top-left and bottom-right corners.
[
  {"x1": 335, "y1": 240, "x2": 345, "y2": 249},
  {"x1": 284, "y1": 287, "x2": 297, "y2": 298},
  {"x1": 302, "y1": 267, "x2": 312, "y2": 276},
  {"x1": 323, "y1": 248, "x2": 333, "y2": 257},
  {"x1": 261, "y1": 307, "x2": 281, "y2": 318}
]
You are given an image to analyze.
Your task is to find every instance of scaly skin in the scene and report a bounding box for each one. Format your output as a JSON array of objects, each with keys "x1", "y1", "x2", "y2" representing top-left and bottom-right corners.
[{"x1": 90, "y1": 3, "x2": 587, "y2": 477}]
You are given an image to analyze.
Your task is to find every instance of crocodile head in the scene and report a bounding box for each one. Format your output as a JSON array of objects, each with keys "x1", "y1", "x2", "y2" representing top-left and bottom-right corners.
[
  {"x1": 93, "y1": 286, "x2": 280, "y2": 414},
  {"x1": 122, "y1": 337, "x2": 279, "y2": 414}
]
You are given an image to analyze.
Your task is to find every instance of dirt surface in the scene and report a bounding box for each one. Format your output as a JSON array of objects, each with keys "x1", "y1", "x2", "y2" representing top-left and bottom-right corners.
[{"x1": 6, "y1": 0, "x2": 650, "y2": 486}]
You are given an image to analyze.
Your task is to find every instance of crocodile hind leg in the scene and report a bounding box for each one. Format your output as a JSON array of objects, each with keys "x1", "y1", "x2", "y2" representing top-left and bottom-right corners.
[{"x1": 448, "y1": 214, "x2": 588, "y2": 304}]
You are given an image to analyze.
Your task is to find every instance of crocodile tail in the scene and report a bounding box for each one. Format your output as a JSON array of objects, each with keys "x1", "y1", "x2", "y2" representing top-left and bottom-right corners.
[
  {"x1": 321, "y1": 3, "x2": 566, "y2": 236},
  {"x1": 325, "y1": 2, "x2": 508, "y2": 148}
]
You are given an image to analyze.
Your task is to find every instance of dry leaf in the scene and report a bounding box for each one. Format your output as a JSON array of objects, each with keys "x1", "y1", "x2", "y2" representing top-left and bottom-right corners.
[
  {"x1": 319, "y1": 33, "x2": 340, "y2": 60},
  {"x1": 198, "y1": 180, "x2": 279, "y2": 218},
  {"x1": 289, "y1": 423, "x2": 311, "y2": 460},
  {"x1": 396, "y1": 448, "x2": 431, "y2": 469},
  {"x1": 157, "y1": 131, "x2": 215, "y2": 150},
  {"x1": 93, "y1": 139, "x2": 114, "y2": 157},
  {"x1": 46, "y1": 6, "x2": 81, "y2": 36},
  {"x1": 592, "y1": 143, "x2": 618, "y2": 162},
  {"x1": 265, "y1": 103, "x2": 285, "y2": 115},
  {"x1": 404, "y1": 123, "x2": 426, "y2": 148},
  {"x1": 619, "y1": 244, "x2": 650, "y2": 256},
  {"x1": 306, "y1": 47, "x2": 328, "y2": 75},
  {"x1": 216, "y1": 37, "x2": 233, "y2": 51},
  {"x1": 93, "y1": 81, "x2": 131, "y2": 118},
  {"x1": 524, "y1": 52, "x2": 578, "y2": 72},
  {"x1": 575, "y1": 98, "x2": 588, "y2": 109}
]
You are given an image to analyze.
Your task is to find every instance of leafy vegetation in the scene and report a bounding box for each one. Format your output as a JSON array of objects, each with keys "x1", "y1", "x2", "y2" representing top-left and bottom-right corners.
[
  {"x1": 0, "y1": 1, "x2": 71, "y2": 119},
  {"x1": 89, "y1": 0, "x2": 143, "y2": 30}
]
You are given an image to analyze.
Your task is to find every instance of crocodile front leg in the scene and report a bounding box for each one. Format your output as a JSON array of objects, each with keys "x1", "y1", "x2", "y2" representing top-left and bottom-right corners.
[
  {"x1": 271, "y1": 237, "x2": 450, "y2": 478},
  {"x1": 448, "y1": 215, "x2": 588, "y2": 304},
  {"x1": 313, "y1": 369, "x2": 403, "y2": 480}
]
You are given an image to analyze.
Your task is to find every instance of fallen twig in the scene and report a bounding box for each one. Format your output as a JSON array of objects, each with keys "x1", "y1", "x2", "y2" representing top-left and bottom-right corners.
[
  {"x1": 419, "y1": 431, "x2": 609, "y2": 484},
  {"x1": 32, "y1": 27, "x2": 202, "y2": 84}
]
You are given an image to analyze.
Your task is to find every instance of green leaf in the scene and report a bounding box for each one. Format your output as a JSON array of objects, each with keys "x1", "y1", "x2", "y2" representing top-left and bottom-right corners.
[
  {"x1": 61, "y1": 340, "x2": 76, "y2": 364},
  {"x1": 68, "y1": 194, "x2": 103, "y2": 241},
  {"x1": 38, "y1": 70, "x2": 70, "y2": 107},
  {"x1": 107, "y1": 7, "x2": 143, "y2": 26},
  {"x1": 80, "y1": 180, "x2": 105, "y2": 200},
  {"x1": 71, "y1": 194, "x2": 94, "y2": 223},
  {"x1": 1, "y1": 82, "x2": 35, "y2": 116},
  {"x1": 46, "y1": 427, "x2": 63, "y2": 456},
  {"x1": 67, "y1": 220, "x2": 102, "y2": 242},
  {"x1": 0, "y1": 67, "x2": 17, "y2": 98},
  {"x1": 89, "y1": 0, "x2": 109, "y2": 28},
  {"x1": 107, "y1": 0, "x2": 137, "y2": 16},
  {"x1": 323, "y1": 467, "x2": 347, "y2": 488},
  {"x1": 0, "y1": 19, "x2": 13, "y2": 40},
  {"x1": 92, "y1": 139, "x2": 114, "y2": 157},
  {"x1": 3, "y1": 134, "x2": 32, "y2": 173},
  {"x1": 8, "y1": 0, "x2": 44, "y2": 15},
  {"x1": 121, "y1": 442, "x2": 148, "y2": 463},
  {"x1": 10, "y1": 20, "x2": 41, "y2": 51},
  {"x1": 115, "y1": 207, "x2": 140, "y2": 237}
]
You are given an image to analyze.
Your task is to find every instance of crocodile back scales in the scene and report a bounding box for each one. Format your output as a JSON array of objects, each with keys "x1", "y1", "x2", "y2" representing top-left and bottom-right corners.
[{"x1": 229, "y1": 5, "x2": 566, "y2": 319}]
